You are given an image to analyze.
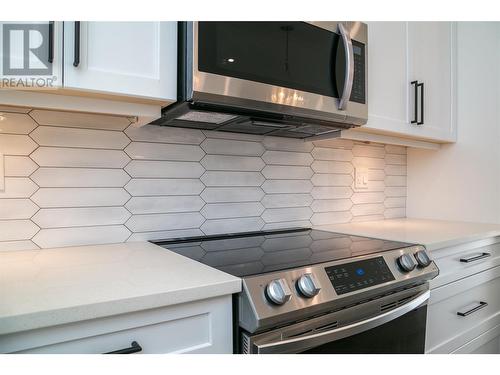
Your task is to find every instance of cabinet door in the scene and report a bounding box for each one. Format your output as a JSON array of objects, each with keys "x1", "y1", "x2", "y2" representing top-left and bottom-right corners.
[
  {"x1": 63, "y1": 22, "x2": 176, "y2": 102},
  {"x1": 407, "y1": 22, "x2": 456, "y2": 141},
  {"x1": 0, "y1": 21, "x2": 63, "y2": 87},
  {"x1": 365, "y1": 22, "x2": 408, "y2": 132}
]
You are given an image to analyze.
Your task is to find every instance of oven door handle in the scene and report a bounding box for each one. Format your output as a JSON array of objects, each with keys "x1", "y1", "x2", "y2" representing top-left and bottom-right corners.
[
  {"x1": 253, "y1": 289, "x2": 430, "y2": 354},
  {"x1": 337, "y1": 23, "x2": 354, "y2": 111}
]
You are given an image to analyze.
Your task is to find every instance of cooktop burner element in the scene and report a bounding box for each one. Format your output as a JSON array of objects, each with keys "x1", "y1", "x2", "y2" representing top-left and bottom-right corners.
[{"x1": 152, "y1": 228, "x2": 414, "y2": 277}]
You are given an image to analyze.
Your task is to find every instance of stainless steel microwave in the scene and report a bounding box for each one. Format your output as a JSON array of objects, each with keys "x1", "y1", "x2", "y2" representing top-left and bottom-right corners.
[{"x1": 152, "y1": 21, "x2": 368, "y2": 139}]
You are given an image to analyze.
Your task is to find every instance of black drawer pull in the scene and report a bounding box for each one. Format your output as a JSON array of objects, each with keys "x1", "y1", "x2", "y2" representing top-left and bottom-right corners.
[
  {"x1": 410, "y1": 80, "x2": 418, "y2": 124},
  {"x1": 104, "y1": 341, "x2": 142, "y2": 354},
  {"x1": 460, "y1": 252, "x2": 491, "y2": 263},
  {"x1": 457, "y1": 302, "x2": 488, "y2": 317},
  {"x1": 48, "y1": 21, "x2": 54, "y2": 64},
  {"x1": 73, "y1": 21, "x2": 81, "y2": 67}
]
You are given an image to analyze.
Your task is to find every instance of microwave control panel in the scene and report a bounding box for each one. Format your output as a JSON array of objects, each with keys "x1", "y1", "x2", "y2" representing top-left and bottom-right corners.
[
  {"x1": 325, "y1": 256, "x2": 395, "y2": 295},
  {"x1": 350, "y1": 40, "x2": 366, "y2": 104}
]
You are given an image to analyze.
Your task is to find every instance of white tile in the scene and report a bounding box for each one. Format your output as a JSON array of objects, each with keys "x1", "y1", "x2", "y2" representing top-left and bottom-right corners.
[
  {"x1": 0, "y1": 105, "x2": 31, "y2": 114},
  {"x1": 311, "y1": 186, "x2": 353, "y2": 199},
  {"x1": 385, "y1": 187, "x2": 407, "y2": 197},
  {"x1": 31, "y1": 126, "x2": 130, "y2": 149},
  {"x1": 125, "y1": 212, "x2": 205, "y2": 232},
  {"x1": 201, "y1": 155, "x2": 264, "y2": 171},
  {"x1": 262, "y1": 150, "x2": 313, "y2": 166},
  {"x1": 4, "y1": 156, "x2": 38, "y2": 176},
  {"x1": 263, "y1": 136, "x2": 314, "y2": 152},
  {"x1": 125, "y1": 160, "x2": 205, "y2": 178},
  {"x1": 125, "y1": 179, "x2": 205, "y2": 196},
  {"x1": 384, "y1": 207, "x2": 406, "y2": 219},
  {"x1": 261, "y1": 180, "x2": 313, "y2": 194},
  {"x1": 200, "y1": 217, "x2": 264, "y2": 235},
  {"x1": 352, "y1": 144, "x2": 386, "y2": 158},
  {"x1": 384, "y1": 197, "x2": 406, "y2": 208},
  {"x1": 311, "y1": 199, "x2": 353, "y2": 213},
  {"x1": 385, "y1": 176, "x2": 407, "y2": 187},
  {"x1": 125, "y1": 125, "x2": 205, "y2": 144},
  {"x1": 385, "y1": 145, "x2": 406, "y2": 155},
  {"x1": 200, "y1": 187, "x2": 265, "y2": 203},
  {"x1": 385, "y1": 154, "x2": 407, "y2": 165},
  {"x1": 262, "y1": 165, "x2": 313, "y2": 180},
  {"x1": 351, "y1": 192, "x2": 385, "y2": 204},
  {"x1": 311, "y1": 174, "x2": 353, "y2": 187},
  {"x1": 32, "y1": 225, "x2": 131, "y2": 248},
  {"x1": 261, "y1": 193, "x2": 313, "y2": 208},
  {"x1": 203, "y1": 130, "x2": 264, "y2": 142},
  {"x1": 127, "y1": 228, "x2": 205, "y2": 242},
  {"x1": 262, "y1": 207, "x2": 312, "y2": 223},
  {"x1": 32, "y1": 207, "x2": 131, "y2": 228},
  {"x1": 125, "y1": 142, "x2": 205, "y2": 162},
  {"x1": 0, "y1": 113, "x2": 37, "y2": 134},
  {"x1": 201, "y1": 138, "x2": 265, "y2": 156},
  {"x1": 201, "y1": 171, "x2": 264, "y2": 187},
  {"x1": 310, "y1": 211, "x2": 353, "y2": 225},
  {"x1": 31, "y1": 188, "x2": 131, "y2": 208},
  {"x1": 0, "y1": 240, "x2": 39, "y2": 252},
  {"x1": 0, "y1": 220, "x2": 39, "y2": 241},
  {"x1": 385, "y1": 164, "x2": 407, "y2": 176},
  {"x1": 311, "y1": 160, "x2": 353, "y2": 174},
  {"x1": 354, "y1": 180, "x2": 385, "y2": 192},
  {"x1": 351, "y1": 203, "x2": 385, "y2": 216},
  {"x1": 0, "y1": 199, "x2": 38, "y2": 219},
  {"x1": 352, "y1": 157, "x2": 385, "y2": 170},
  {"x1": 31, "y1": 168, "x2": 131, "y2": 187},
  {"x1": 0, "y1": 178, "x2": 38, "y2": 198},
  {"x1": 0, "y1": 134, "x2": 37, "y2": 155},
  {"x1": 31, "y1": 147, "x2": 130, "y2": 168},
  {"x1": 312, "y1": 139, "x2": 353, "y2": 149},
  {"x1": 312, "y1": 147, "x2": 352, "y2": 161},
  {"x1": 30, "y1": 110, "x2": 130, "y2": 131},
  {"x1": 126, "y1": 196, "x2": 205, "y2": 214},
  {"x1": 368, "y1": 169, "x2": 386, "y2": 181},
  {"x1": 201, "y1": 202, "x2": 264, "y2": 219}
]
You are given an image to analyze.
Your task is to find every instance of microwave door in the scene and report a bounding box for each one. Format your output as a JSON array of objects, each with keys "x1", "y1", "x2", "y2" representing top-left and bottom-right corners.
[{"x1": 191, "y1": 22, "x2": 349, "y2": 122}]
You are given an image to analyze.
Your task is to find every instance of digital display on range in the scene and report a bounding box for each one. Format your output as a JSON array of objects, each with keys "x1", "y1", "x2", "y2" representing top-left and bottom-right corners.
[{"x1": 325, "y1": 257, "x2": 395, "y2": 295}]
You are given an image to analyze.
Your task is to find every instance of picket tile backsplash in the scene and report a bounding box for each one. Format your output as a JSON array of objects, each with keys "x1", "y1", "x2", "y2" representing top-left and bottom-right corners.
[{"x1": 0, "y1": 107, "x2": 407, "y2": 250}]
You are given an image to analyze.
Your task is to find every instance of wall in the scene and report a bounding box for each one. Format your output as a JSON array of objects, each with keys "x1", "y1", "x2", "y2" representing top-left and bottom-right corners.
[
  {"x1": 0, "y1": 106, "x2": 407, "y2": 250},
  {"x1": 407, "y1": 22, "x2": 500, "y2": 223}
]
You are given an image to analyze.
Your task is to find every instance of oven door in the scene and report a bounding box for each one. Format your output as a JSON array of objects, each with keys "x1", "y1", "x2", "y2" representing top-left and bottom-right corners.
[
  {"x1": 242, "y1": 287, "x2": 429, "y2": 354},
  {"x1": 192, "y1": 21, "x2": 367, "y2": 125}
]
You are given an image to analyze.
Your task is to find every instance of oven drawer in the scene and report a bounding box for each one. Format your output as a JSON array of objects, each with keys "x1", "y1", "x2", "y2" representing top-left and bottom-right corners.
[
  {"x1": 426, "y1": 265, "x2": 500, "y2": 353},
  {"x1": 430, "y1": 237, "x2": 500, "y2": 289}
]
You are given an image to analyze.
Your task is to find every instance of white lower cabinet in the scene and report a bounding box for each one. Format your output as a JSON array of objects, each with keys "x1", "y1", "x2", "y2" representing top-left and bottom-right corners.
[
  {"x1": 426, "y1": 238, "x2": 500, "y2": 354},
  {"x1": 0, "y1": 296, "x2": 233, "y2": 354}
]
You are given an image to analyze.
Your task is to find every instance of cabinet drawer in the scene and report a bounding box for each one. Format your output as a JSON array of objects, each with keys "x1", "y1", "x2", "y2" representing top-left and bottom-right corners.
[
  {"x1": 452, "y1": 323, "x2": 500, "y2": 354},
  {"x1": 426, "y1": 266, "x2": 500, "y2": 353},
  {"x1": 431, "y1": 237, "x2": 500, "y2": 289}
]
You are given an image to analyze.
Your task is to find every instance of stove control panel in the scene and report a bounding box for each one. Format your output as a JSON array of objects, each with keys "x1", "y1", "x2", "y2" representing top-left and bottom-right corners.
[{"x1": 325, "y1": 256, "x2": 395, "y2": 295}]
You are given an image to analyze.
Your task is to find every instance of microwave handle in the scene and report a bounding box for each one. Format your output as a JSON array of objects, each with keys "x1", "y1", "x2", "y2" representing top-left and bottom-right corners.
[
  {"x1": 337, "y1": 23, "x2": 355, "y2": 111},
  {"x1": 253, "y1": 289, "x2": 430, "y2": 354}
]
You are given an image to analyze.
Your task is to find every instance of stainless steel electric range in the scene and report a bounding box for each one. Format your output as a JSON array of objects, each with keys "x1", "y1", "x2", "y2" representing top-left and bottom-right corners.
[{"x1": 152, "y1": 228, "x2": 439, "y2": 354}]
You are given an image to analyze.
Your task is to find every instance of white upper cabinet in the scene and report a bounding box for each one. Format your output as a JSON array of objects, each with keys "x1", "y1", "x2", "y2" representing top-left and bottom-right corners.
[
  {"x1": 353, "y1": 22, "x2": 456, "y2": 144},
  {"x1": 63, "y1": 22, "x2": 177, "y2": 102}
]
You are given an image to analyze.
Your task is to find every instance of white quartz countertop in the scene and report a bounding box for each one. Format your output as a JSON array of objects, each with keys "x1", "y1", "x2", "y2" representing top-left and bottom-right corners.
[
  {"x1": 0, "y1": 242, "x2": 241, "y2": 335},
  {"x1": 317, "y1": 218, "x2": 500, "y2": 251}
]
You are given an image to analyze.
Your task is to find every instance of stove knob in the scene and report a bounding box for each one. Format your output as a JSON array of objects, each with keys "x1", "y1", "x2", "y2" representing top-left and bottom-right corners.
[
  {"x1": 397, "y1": 253, "x2": 417, "y2": 272},
  {"x1": 297, "y1": 273, "x2": 321, "y2": 298},
  {"x1": 265, "y1": 279, "x2": 292, "y2": 305},
  {"x1": 414, "y1": 250, "x2": 432, "y2": 267}
]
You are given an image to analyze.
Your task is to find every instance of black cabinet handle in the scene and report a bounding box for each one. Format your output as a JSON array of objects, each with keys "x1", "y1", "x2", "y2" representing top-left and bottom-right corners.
[
  {"x1": 460, "y1": 252, "x2": 491, "y2": 263},
  {"x1": 457, "y1": 302, "x2": 488, "y2": 317},
  {"x1": 104, "y1": 341, "x2": 142, "y2": 354},
  {"x1": 410, "y1": 81, "x2": 418, "y2": 124},
  {"x1": 48, "y1": 21, "x2": 54, "y2": 64},
  {"x1": 417, "y1": 82, "x2": 424, "y2": 125},
  {"x1": 73, "y1": 21, "x2": 81, "y2": 67}
]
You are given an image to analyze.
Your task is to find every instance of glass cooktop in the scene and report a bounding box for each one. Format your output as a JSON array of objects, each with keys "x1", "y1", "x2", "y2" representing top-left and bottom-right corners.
[{"x1": 152, "y1": 228, "x2": 415, "y2": 278}]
